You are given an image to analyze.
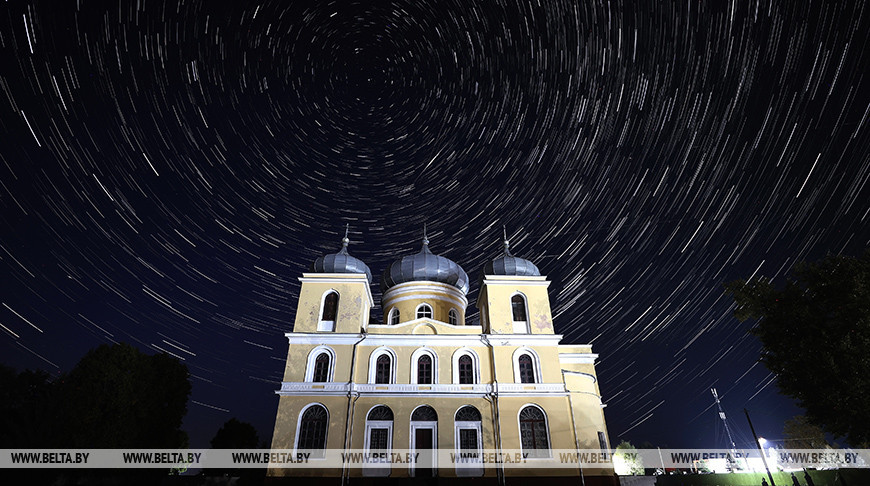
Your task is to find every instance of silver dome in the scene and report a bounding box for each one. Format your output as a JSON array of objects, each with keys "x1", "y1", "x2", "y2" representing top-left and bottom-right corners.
[
  {"x1": 310, "y1": 231, "x2": 372, "y2": 282},
  {"x1": 482, "y1": 238, "x2": 540, "y2": 277},
  {"x1": 381, "y1": 235, "x2": 470, "y2": 294}
]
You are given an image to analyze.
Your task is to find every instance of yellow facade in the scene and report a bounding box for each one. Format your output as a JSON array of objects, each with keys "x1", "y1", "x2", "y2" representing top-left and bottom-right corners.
[{"x1": 269, "y1": 237, "x2": 614, "y2": 484}]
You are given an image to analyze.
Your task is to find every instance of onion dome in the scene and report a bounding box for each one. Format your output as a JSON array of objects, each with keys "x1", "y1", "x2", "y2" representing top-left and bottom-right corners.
[
  {"x1": 483, "y1": 229, "x2": 540, "y2": 277},
  {"x1": 381, "y1": 228, "x2": 470, "y2": 294},
  {"x1": 310, "y1": 226, "x2": 372, "y2": 282}
]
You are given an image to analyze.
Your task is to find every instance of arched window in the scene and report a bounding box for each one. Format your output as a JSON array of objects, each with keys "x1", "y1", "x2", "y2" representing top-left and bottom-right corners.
[
  {"x1": 416, "y1": 304, "x2": 433, "y2": 319},
  {"x1": 518, "y1": 354, "x2": 535, "y2": 384},
  {"x1": 519, "y1": 406, "x2": 550, "y2": 457},
  {"x1": 411, "y1": 406, "x2": 438, "y2": 478},
  {"x1": 375, "y1": 354, "x2": 391, "y2": 384},
  {"x1": 511, "y1": 294, "x2": 527, "y2": 321},
  {"x1": 366, "y1": 406, "x2": 394, "y2": 451},
  {"x1": 319, "y1": 291, "x2": 339, "y2": 331},
  {"x1": 365, "y1": 406, "x2": 394, "y2": 477},
  {"x1": 313, "y1": 353, "x2": 330, "y2": 383},
  {"x1": 412, "y1": 405, "x2": 438, "y2": 422},
  {"x1": 511, "y1": 294, "x2": 528, "y2": 333},
  {"x1": 417, "y1": 354, "x2": 433, "y2": 384},
  {"x1": 448, "y1": 308, "x2": 459, "y2": 325},
  {"x1": 389, "y1": 308, "x2": 400, "y2": 325},
  {"x1": 458, "y1": 355, "x2": 474, "y2": 384},
  {"x1": 305, "y1": 346, "x2": 335, "y2": 382},
  {"x1": 455, "y1": 406, "x2": 482, "y2": 476},
  {"x1": 297, "y1": 405, "x2": 328, "y2": 456}
]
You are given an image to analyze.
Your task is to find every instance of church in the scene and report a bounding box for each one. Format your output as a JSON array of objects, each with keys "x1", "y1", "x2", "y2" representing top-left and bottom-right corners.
[{"x1": 268, "y1": 229, "x2": 615, "y2": 484}]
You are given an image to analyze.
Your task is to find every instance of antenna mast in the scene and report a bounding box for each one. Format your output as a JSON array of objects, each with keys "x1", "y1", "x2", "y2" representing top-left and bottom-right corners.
[{"x1": 712, "y1": 388, "x2": 738, "y2": 451}]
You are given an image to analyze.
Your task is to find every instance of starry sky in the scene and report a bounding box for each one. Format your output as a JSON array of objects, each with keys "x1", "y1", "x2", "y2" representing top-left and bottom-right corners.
[{"x1": 1, "y1": 0, "x2": 869, "y2": 450}]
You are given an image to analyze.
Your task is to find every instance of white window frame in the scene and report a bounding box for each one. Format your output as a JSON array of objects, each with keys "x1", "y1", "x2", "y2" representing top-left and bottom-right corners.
[
  {"x1": 410, "y1": 405, "x2": 438, "y2": 478},
  {"x1": 410, "y1": 347, "x2": 439, "y2": 384},
  {"x1": 368, "y1": 347, "x2": 397, "y2": 384},
  {"x1": 512, "y1": 347, "x2": 542, "y2": 384},
  {"x1": 388, "y1": 307, "x2": 400, "y2": 325},
  {"x1": 318, "y1": 290, "x2": 339, "y2": 331},
  {"x1": 363, "y1": 405, "x2": 394, "y2": 477},
  {"x1": 451, "y1": 348, "x2": 480, "y2": 384},
  {"x1": 510, "y1": 292, "x2": 529, "y2": 333},
  {"x1": 448, "y1": 308, "x2": 459, "y2": 325},
  {"x1": 416, "y1": 303, "x2": 433, "y2": 320},
  {"x1": 454, "y1": 405, "x2": 483, "y2": 477},
  {"x1": 294, "y1": 402, "x2": 329, "y2": 459},
  {"x1": 517, "y1": 404, "x2": 552, "y2": 459},
  {"x1": 304, "y1": 345, "x2": 336, "y2": 382}
]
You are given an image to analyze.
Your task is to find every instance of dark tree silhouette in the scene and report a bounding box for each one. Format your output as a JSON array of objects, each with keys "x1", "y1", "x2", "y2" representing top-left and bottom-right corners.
[
  {"x1": 211, "y1": 418, "x2": 260, "y2": 449},
  {"x1": 725, "y1": 250, "x2": 870, "y2": 446}
]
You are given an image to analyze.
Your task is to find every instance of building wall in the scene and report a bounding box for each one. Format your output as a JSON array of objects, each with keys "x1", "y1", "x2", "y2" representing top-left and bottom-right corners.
[{"x1": 270, "y1": 272, "x2": 612, "y2": 480}]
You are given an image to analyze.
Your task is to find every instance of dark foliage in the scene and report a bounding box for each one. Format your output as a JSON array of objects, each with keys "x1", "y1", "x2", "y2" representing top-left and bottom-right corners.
[
  {"x1": 211, "y1": 418, "x2": 260, "y2": 449},
  {"x1": 725, "y1": 250, "x2": 870, "y2": 446}
]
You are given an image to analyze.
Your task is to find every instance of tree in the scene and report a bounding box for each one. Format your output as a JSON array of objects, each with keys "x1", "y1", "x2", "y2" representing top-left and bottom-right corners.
[
  {"x1": 211, "y1": 418, "x2": 260, "y2": 449},
  {"x1": 613, "y1": 440, "x2": 644, "y2": 475},
  {"x1": 783, "y1": 415, "x2": 830, "y2": 450},
  {"x1": 725, "y1": 250, "x2": 870, "y2": 446},
  {"x1": 57, "y1": 343, "x2": 192, "y2": 448}
]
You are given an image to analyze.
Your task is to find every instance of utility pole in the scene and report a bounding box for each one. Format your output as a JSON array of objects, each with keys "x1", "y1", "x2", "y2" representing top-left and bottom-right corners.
[{"x1": 744, "y1": 408, "x2": 776, "y2": 486}]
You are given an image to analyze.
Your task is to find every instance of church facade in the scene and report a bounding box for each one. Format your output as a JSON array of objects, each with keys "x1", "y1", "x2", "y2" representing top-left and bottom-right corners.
[{"x1": 268, "y1": 231, "x2": 614, "y2": 484}]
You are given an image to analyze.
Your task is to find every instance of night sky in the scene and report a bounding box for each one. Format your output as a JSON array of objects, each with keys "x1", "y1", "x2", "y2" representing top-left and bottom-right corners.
[{"x1": 1, "y1": 0, "x2": 869, "y2": 450}]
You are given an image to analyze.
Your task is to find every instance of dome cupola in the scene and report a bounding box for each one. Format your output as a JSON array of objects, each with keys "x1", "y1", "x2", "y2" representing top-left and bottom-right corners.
[
  {"x1": 310, "y1": 226, "x2": 372, "y2": 282},
  {"x1": 381, "y1": 228, "x2": 470, "y2": 294},
  {"x1": 483, "y1": 229, "x2": 540, "y2": 277}
]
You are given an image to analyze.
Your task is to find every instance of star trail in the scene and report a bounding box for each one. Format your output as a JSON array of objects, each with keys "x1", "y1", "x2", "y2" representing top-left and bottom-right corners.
[{"x1": 1, "y1": 0, "x2": 869, "y2": 448}]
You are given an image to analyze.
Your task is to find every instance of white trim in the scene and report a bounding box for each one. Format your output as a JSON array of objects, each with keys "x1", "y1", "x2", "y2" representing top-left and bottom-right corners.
[
  {"x1": 387, "y1": 307, "x2": 400, "y2": 325},
  {"x1": 558, "y1": 353, "x2": 598, "y2": 364},
  {"x1": 517, "y1": 404, "x2": 552, "y2": 459},
  {"x1": 385, "y1": 293, "x2": 468, "y2": 310},
  {"x1": 454, "y1": 405, "x2": 483, "y2": 477},
  {"x1": 410, "y1": 347, "x2": 439, "y2": 384},
  {"x1": 512, "y1": 347, "x2": 543, "y2": 384},
  {"x1": 510, "y1": 291, "x2": 530, "y2": 334},
  {"x1": 383, "y1": 281, "x2": 468, "y2": 309},
  {"x1": 368, "y1": 347, "x2": 397, "y2": 384},
  {"x1": 293, "y1": 402, "x2": 328, "y2": 458},
  {"x1": 317, "y1": 289, "x2": 339, "y2": 332},
  {"x1": 363, "y1": 405, "x2": 394, "y2": 477},
  {"x1": 452, "y1": 347, "x2": 481, "y2": 384},
  {"x1": 415, "y1": 303, "x2": 433, "y2": 320},
  {"x1": 409, "y1": 405, "x2": 438, "y2": 478},
  {"x1": 448, "y1": 308, "x2": 459, "y2": 326},
  {"x1": 285, "y1": 332, "x2": 563, "y2": 347},
  {"x1": 304, "y1": 346, "x2": 336, "y2": 382},
  {"x1": 561, "y1": 369, "x2": 597, "y2": 382},
  {"x1": 482, "y1": 275, "x2": 550, "y2": 287},
  {"x1": 496, "y1": 383, "x2": 566, "y2": 393}
]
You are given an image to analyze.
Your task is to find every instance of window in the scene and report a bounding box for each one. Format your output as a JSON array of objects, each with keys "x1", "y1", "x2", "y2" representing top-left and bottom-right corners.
[
  {"x1": 297, "y1": 405, "x2": 328, "y2": 456},
  {"x1": 455, "y1": 406, "x2": 482, "y2": 476},
  {"x1": 375, "y1": 354, "x2": 391, "y2": 384},
  {"x1": 365, "y1": 406, "x2": 394, "y2": 477},
  {"x1": 319, "y1": 291, "x2": 339, "y2": 331},
  {"x1": 519, "y1": 406, "x2": 549, "y2": 457},
  {"x1": 305, "y1": 346, "x2": 335, "y2": 382},
  {"x1": 448, "y1": 308, "x2": 458, "y2": 325},
  {"x1": 518, "y1": 354, "x2": 535, "y2": 383},
  {"x1": 417, "y1": 355, "x2": 433, "y2": 384},
  {"x1": 458, "y1": 355, "x2": 474, "y2": 384},
  {"x1": 313, "y1": 353, "x2": 330, "y2": 382},
  {"x1": 598, "y1": 431, "x2": 608, "y2": 452},
  {"x1": 417, "y1": 304, "x2": 433, "y2": 319},
  {"x1": 511, "y1": 294, "x2": 527, "y2": 321},
  {"x1": 411, "y1": 405, "x2": 438, "y2": 422},
  {"x1": 389, "y1": 308, "x2": 399, "y2": 325}
]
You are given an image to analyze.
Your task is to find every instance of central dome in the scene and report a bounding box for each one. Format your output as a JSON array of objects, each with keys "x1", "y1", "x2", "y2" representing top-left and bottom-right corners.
[{"x1": 381, "y1": 233, "x2": 469, "y2": 294}]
